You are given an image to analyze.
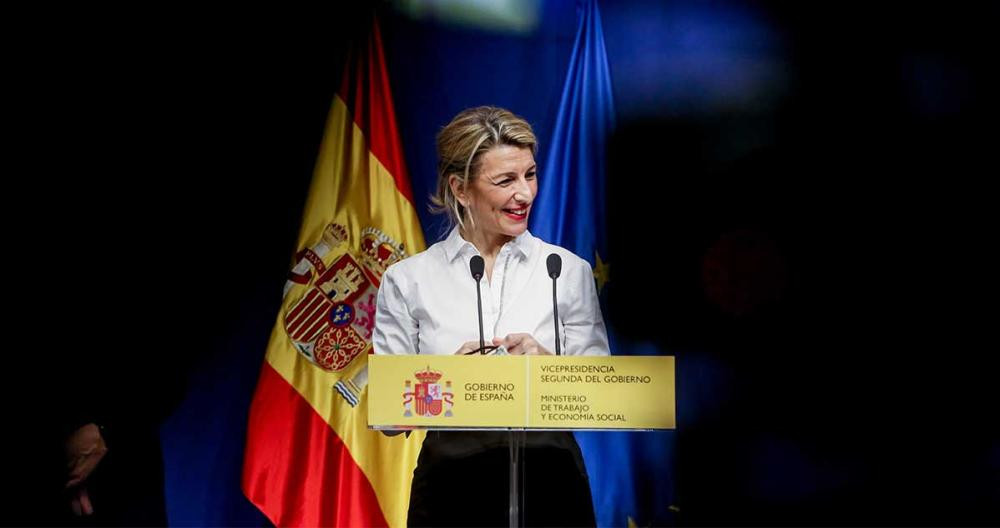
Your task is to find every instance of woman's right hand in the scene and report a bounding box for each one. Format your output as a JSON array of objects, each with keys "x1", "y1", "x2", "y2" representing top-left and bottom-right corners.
[{"x1": 454, "y1": 341, "x2": 483, "y2": 355}]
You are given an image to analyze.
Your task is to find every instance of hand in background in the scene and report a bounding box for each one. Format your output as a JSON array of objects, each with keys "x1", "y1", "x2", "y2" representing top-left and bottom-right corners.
[{"x1": 65, "y1": 423, "x2": 107, "y2": 516}]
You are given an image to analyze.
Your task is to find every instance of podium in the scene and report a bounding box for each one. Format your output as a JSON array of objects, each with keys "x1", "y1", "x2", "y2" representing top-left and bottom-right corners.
[{"x1": 368, "y1": 355, "x2": 675, "y2": 526}]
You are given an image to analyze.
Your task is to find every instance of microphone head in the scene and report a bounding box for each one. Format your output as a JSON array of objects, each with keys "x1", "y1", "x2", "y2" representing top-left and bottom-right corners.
[
  {"x1": 546, "y1": 253, "x2": 562, "y2": 279},
  {"x1": 470, "y1": 255, "x2": 485, "y2": 280}
]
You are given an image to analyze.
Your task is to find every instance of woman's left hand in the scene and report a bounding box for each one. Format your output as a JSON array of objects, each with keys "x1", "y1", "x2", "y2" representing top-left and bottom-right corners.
[{"x1": 492, "y1": 333, "x2": 552, "y2": 355}]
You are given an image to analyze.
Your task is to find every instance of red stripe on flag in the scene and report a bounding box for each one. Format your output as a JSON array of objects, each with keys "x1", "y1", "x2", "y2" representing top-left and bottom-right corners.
[
  {"x1": 287, "y1": 291, "x2": 328, "y2": 338},
  {"x1": 301, "y1": 316, "x2": 329, "y2": 343},
  {"x1": 286, "y1": 294, "x2": 313, "y2": 330},
  {"x1": 339, "y1": 15, "x2": 415, "y2": 204},
  {"x1": 287, "y1": 289, "x2": 322, "y2": 324},
  {"x1": 291, "y1": 300, "x2": 327, "y2": 340},
  {"x1": 242, "y1": 363, "x2": 389, "y2": 528}
]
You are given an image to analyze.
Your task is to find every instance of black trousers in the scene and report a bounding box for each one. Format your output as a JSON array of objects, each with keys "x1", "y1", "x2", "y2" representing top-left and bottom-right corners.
[{"x1": 407, "y1": 431, "x2": 596, "y2": 527}]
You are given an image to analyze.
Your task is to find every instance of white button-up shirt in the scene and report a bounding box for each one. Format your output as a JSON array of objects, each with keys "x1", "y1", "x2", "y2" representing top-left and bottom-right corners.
[{"x1": 373, "y1": 227, "x2": 609, "y2": 356}]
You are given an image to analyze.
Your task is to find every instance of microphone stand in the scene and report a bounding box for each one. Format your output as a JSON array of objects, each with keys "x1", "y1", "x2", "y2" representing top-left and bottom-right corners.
[
  {"x1": 509, "y1": 428, "x2": 523, "y2": 528},
  {"x1": 471, "y1": 255, "x2": 525, "y2": 527}
]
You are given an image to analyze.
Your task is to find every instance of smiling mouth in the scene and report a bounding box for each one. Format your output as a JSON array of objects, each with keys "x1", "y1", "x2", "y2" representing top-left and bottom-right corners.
[{"x1": 502, "y1": 206, "x2": 528, "y2": 220}]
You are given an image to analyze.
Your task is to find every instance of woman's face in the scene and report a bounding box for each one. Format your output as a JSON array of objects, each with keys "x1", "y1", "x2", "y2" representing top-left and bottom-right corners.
[{"x1": 455, "y1": 144, "x2": 537, "y2": 242}]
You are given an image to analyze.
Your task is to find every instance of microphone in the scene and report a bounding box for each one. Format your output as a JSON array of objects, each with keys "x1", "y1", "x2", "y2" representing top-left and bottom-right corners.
[
  {"x1": 470, "y1": 256, "x2": 486, "y2": 354},
  {"x1": 546, "y1": 253, "x2": 562, "y2": 355},
  {"x1": 470, "y1": 255, "x2": 485, "y2": 280}
]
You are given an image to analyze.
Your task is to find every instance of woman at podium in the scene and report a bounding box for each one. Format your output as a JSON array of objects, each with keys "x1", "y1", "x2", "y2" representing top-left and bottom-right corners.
[{"x1": 374, "y1": 106, "x2": 608, "y2": 526}]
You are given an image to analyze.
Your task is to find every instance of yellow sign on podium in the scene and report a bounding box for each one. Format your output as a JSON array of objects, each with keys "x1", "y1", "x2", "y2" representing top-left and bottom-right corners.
[{"x1": 368, "y1": 355, "x2": 675, "y2": 430}]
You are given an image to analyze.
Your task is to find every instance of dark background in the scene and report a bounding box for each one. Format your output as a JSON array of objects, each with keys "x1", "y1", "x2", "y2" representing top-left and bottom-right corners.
[
  {"x1": 606, "y1": 3, "x2": 997, "y2": 524},
  {"x1": 15, "y1": 1, "x2": 997, "y2": 525}
]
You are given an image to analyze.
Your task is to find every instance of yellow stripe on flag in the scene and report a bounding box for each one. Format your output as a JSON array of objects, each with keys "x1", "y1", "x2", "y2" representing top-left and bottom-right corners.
[{"x1": 263, "y1": 93, "x2": 426, "y2": 528}]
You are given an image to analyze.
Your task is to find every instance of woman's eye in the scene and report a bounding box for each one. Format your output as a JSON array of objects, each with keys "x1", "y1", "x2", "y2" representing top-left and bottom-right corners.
[
  {"x1": 496, "y1": 178, "x2": 513, "y2": 186},
  {"x1": 526, "y1": 172, "x2": 537, "y2": 180}
]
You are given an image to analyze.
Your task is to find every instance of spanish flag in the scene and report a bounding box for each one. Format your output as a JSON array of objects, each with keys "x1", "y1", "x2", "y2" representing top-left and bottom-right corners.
[{"x1": 242, "y1": 14, "x2": 425, "y2": 527}]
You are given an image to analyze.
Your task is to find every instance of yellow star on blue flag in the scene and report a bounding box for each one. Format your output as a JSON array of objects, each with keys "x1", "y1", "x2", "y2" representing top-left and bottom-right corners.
[{"x1": 594, "y1": 251, "x2": 610, "y2": 293}]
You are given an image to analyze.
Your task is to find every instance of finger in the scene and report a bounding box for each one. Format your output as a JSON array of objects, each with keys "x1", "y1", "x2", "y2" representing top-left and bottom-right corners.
[
  {"x1": 75, "y1": 455, "x2": 103, "y2": 481},
  {"x1": 513, "y1": 333, "x2": 533, "y2": 344},
  {"x1": 505, "y1": 333, "x2": 532, "y2": 354},
  {"x1": 524, "y1": 339, "x2": 551, "y2": 356},
  {"x1": 454, "y1": 341, "x2": 480, "y2": 355},
  {"x1": 78, "y1": 487, "x2": 94, "y2": 516},
  {"x1": 516, "y1": 334, "x2": 543, "y2": 355},
  {"x1": 507, "y1": 341, "x2": 526, "y2": 355},
  {"x1": 66, "y1": 458, "x2": 87, "y2": 488},
  {"x1": 502, "y1": 333, "x2": 528, "y2": 347},
  {"x1": 66, "y1": 451, "x2": 106, "y2": 487}
]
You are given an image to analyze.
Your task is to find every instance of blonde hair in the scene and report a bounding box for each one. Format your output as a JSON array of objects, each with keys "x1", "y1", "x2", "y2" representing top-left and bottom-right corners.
[{"x1": 430, "y1": 106, "x2": 537, "y2": 232}]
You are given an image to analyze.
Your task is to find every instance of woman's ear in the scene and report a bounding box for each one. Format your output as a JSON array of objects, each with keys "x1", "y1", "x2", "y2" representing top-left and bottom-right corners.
[{"x1": 449, "y1": 174, "x2": 468, "y2": 207}]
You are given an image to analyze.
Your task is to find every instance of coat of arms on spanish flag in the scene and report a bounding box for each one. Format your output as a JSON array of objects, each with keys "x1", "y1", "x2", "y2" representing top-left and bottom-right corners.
[{"x1": 242, "y1": 12, "x2": 425, "y2": 527}]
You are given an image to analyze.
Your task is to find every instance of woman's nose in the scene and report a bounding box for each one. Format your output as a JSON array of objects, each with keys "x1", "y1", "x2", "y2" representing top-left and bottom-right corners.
[{"x1": 512, "y1": 178, "x2": 532, "y2": 202}]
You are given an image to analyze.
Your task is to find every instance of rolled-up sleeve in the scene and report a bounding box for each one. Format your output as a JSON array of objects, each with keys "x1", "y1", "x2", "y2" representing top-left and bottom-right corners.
[
  {"x1": 373, "y1": 265, "x2": 419, "y2": 355},
  {"x1": 562, "y1": 256, "x2": 610, "y2": 356}
]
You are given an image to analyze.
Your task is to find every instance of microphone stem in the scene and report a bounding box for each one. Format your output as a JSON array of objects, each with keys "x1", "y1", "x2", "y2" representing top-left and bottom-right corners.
[
  {"x1": 552, "y1": 277, "x2": 561, "y2": 356},
  {"x1": 476, "y1": 279, "x2": 485, "y2": 353}
]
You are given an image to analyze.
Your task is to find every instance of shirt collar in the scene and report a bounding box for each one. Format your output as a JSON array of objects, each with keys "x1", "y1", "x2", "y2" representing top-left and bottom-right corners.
[{"x1": 441, "y1": 226, "x2": 536, "y2": 264}]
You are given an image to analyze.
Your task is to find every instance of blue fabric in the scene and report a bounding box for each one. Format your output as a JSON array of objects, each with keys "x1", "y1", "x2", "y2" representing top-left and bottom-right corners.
[
  {"x1": 529, "y1": 1, "x2": 676, "y2": 526},
  {"x1": 530, "y1": 0, "x2": 613, "y2": 265}
]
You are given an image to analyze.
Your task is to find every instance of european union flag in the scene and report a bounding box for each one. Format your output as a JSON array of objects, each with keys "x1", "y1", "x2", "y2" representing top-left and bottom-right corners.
[{"x1": 530, "y1": 0, "x2": 676, "y2": 525}]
